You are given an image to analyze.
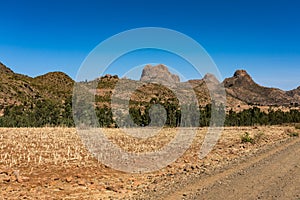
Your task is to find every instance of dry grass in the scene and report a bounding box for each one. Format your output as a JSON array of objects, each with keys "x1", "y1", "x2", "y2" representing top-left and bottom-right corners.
[
  {"x1": 0, "y1": 128, "x2": 91, "y2": 168},
  {"x1": 0, "y1": 126, "x2": 296, "y2": 169},
  {"x1": 0, "y1": 126, "x2": 298, "y2": 199}
]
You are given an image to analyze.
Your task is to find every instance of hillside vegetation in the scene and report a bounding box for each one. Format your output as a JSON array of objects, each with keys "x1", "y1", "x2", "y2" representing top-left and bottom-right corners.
[{"x1": 0, "y1": 62, "x2": 300, "y2": 127}]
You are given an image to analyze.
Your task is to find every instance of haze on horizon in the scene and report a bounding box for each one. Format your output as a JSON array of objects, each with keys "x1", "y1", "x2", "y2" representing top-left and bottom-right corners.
[{"x1": 0, "y1": 0, "x2": 299, "y2": 90}]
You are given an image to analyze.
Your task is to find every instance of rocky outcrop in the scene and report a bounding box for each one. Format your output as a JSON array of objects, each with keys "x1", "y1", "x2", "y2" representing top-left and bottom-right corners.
[
  {"x1": 140, "y1": 64, "x2": 180, "y2": 85},
  {"x1": 287, "y1": 86, "x2": 300, "y2": 104},
  {"x1": 223, "y1": 70, "x2": 297, "y2": 106}
]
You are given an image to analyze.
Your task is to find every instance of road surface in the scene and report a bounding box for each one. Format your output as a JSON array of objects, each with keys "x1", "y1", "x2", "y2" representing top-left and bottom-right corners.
[{"x1": 165, "y1": 137, "x2": 300, "y2": 200}]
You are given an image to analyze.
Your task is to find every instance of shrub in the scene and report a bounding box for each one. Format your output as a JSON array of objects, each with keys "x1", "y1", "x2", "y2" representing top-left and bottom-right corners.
[
  {"x1": 241, "y1": 132, "x2": 255, "y2": 144},
  {"x1": 288, "y1": 132, "x2": 299, "y2": 137},
  {"x1": 285, "y1": 128, "x2": 299, "y2": 137}
]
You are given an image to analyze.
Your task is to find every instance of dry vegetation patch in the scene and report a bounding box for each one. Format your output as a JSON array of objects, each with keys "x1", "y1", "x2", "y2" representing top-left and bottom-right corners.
[{"x1": 0, "y1": 126, "x2": 298, "y2": 199}]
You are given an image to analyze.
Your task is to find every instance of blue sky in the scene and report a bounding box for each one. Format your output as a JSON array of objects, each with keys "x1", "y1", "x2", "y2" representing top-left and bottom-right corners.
[{"x1": 0, "y1": 0, "x2": 299, "y2": 90}]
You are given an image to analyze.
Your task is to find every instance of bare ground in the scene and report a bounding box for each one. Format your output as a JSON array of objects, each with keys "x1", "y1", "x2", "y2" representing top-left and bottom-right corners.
[
  {"x1": 165, "y1": 136, "x2": 300, "y2": 200},
  {"x1": 0, "y1": 126, "x2": 299, "y2": 199}
]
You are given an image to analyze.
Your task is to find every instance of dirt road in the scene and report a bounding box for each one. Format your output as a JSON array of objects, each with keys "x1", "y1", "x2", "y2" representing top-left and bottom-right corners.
[{"x1": 165, "y1": 137, "x2": 300, "y2": 200}]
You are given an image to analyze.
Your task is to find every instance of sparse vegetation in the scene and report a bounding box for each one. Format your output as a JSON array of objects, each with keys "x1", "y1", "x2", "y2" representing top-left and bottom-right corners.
[
  {"x1": 285, "y1": 128, "x2": 299, "y2": 137},
  {"x1": 0, "y1": 126, "x2": 294, "y2": 199},
  {"x1": 288, "y1": 132, "x2": 299, "y2": 137},
  {"x1": 240, "y1": 131, "x2": 265, "y2": 144},
  {"x1": 240, "y1": 132, "x2": 255, "y2": 144}
]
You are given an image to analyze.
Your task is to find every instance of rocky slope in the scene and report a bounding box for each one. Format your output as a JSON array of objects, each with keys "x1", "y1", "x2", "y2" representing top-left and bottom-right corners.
[
  {"x1": 0, "y1": 62, "x2": 74, "y2": 115},
  {"x1": 1, "y1": 62, "x2": 299, "y2": 115},
  {"x1": 286, "y1": 86, "x2": 300, "y2": 104},
  {"x1": 223, "y1": 70, "x2": 297, "y2": 106}
]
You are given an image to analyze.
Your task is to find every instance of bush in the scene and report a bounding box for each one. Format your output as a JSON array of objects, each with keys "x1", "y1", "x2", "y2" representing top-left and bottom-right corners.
[
  {"x1": 285, "y1": 128, "x2": 299, "y2": 137},
  {"x1": 241, "y1": 132, "x2": 255, "y2": 144},
  {"x1": 295, "y1": 124, "x2": 300, "y2": 130},
  {"x1": 288, "y1": 132, "x2": 299, "y2": 137}
]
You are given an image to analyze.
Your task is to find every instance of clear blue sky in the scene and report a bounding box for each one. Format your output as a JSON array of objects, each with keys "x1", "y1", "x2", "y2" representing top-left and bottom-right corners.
[{"x1": 0, "y1": 0, "x2": 299, "y2": 90}]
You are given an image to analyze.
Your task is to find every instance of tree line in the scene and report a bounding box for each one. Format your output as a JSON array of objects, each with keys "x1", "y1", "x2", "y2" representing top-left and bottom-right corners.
[
  {"x1": 0, "y1": 101, "x2": 300, "y2": 127},
  {"x1": 0, "y1": 98, "x2": 74, "y2": 127}
]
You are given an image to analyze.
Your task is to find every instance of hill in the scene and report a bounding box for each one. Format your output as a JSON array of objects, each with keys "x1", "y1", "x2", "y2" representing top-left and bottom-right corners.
[
  {"x1": 0, "y1": 62, "x2": 74, "y2": 114},
  {"x1": 0, "y1": 62, "x2": 300, "y2": 127},
  {"x1": 0, "y1": 62, "x2": 74, "y2": 127},
  {"x1": 223, "y1": 70, "x2": 295, "y2": 106}
]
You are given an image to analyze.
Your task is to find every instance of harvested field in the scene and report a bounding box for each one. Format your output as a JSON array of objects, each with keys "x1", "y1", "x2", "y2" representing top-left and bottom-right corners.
[{"x1": 0, "y1": 126, "x2": 299, "y2": 199}]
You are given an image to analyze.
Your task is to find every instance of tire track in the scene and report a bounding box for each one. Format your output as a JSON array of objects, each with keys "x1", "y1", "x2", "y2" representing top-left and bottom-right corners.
[{"x1": 164, "y1": 137, "x2": 300, "y2": 200}]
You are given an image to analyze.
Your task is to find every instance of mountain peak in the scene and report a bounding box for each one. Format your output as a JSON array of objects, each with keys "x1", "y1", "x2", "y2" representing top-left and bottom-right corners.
[
  {"x1": 203, "y1": 73, "x2": 219, "y2": 84},
  {"x1": 223, "y1": 69, "x2": 255, "y2": 93},
  {"x1": 34, "y1": 71, "x2": 72, "y2": 80},
  {"x1": 140, "y1": 64, "x2": 180, "y2": 85},
  {"x1": 234, "y1": 69, "x2": 250, "y2": 78},
  {"x1": 33, "y1": 71, "x2": 74, "y2": 90}
]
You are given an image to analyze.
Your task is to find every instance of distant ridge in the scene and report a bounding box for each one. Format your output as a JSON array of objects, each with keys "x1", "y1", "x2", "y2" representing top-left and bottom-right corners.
[{"x1": 0, "y1": 62, "x2": 299, "y2": 116}]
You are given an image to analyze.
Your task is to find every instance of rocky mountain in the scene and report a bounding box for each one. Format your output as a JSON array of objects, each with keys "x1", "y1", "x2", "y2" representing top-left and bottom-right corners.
[
  {"x1": 140, "y1": 64, "x2": 180, "y2": 85},
  {"x1": 0, "y1": 62, "x2": 299, "y2": 117},
  {"x1": 96, "y1": 65, "x2": 300, "y2": 110},
  {"x1": 286, "y1": 86, "x2": 300, "y2": 104},
  {"x1": 223, "y1": 70, "x2": 296, "y2": 106}
]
